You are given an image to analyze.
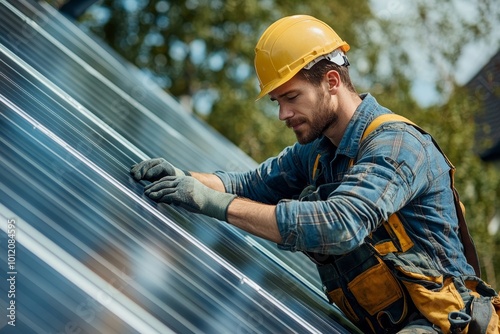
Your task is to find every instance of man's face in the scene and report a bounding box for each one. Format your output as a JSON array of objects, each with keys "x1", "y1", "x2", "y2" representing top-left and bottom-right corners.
[{"x1": 269, "y1": 75, "x2": 337, "y2": 144}]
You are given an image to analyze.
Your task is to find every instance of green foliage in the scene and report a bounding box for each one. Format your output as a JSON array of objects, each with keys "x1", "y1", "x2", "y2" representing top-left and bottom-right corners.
[
  {"x1": 437, "y1": 89, "x2": 500, "y2": 287},
  {"x1": 83, "y1": 0, "x2": 372, "y2": 161},
  {"x1": 81, "y1": 0, "x2": 500, "y2": 288}
]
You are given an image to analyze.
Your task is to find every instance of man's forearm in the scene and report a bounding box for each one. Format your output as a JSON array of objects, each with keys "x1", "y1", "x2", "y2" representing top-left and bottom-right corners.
[
  {"x1": 226, "y1": 198, "x2": 282, "y2": 244},
  {"x1": 190, "y1": 171, "x2": 282, "y2": 244},
  {"x1": 190, "y1": 172, "x2": 226, "y2": 192}
]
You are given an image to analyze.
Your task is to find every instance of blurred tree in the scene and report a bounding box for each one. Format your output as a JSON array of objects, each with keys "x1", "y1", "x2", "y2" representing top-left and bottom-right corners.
[
  {"x1": 81, "y1": 0, "x2": 372, "y2": 161},
  {"x1": 80, "y1": 0, "x2": 500, "y2": 288}
]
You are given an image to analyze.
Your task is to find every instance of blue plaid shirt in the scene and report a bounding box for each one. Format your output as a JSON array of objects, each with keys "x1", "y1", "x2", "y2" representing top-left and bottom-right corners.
[{"x1": 216, "y1": 93, "x2": 474, "y2": 276}]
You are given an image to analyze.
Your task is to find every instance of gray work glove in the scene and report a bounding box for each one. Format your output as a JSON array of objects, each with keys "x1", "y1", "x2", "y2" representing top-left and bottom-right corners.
[
  {"x1": 144, "y1": 175, "x2": 236, "y2": 221},
  {"x1": 130, "y1": 158, "x2": 189, "y2": 182}
]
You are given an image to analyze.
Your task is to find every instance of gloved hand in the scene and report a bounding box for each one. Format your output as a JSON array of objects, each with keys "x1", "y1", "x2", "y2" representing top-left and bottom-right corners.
[
  {"x1": 130, "y1": 158, "x2": 189, "y2": 182},
  {"x1": 144, "y1": 175, "x2": 236, "y2": 221}
]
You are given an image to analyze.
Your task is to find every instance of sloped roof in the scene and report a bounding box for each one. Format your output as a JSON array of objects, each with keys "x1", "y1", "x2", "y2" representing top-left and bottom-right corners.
[
  {"x1": 467, "y1": 49, "x2": 500, "y2": 161},
  {"x1": 0, "y1": 0, "x2": 358, "y2": 333}
]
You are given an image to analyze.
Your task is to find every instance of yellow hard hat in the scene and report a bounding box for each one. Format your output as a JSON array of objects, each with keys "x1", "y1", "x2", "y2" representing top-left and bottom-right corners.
[{"x1": 254, "y1": 15, "x2": 350, "y2": 100}]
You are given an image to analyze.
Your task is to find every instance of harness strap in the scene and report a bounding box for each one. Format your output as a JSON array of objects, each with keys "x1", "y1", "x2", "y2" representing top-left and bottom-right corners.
[
  {"x1": 453, "y1": 183, "x2": 481, "y2": 277},
  {"x1": 375, "y1": 214, "x2": 414, "y2": 255},
  {"x1": 361, "y1": 114, "x2": 417, "y2": 142},
  {"x1": 312, "y1": 153, "x2": 321, "y2": 181},
  {"x1": 355, "y1": 113, "x2": 481, "y2": 276}
]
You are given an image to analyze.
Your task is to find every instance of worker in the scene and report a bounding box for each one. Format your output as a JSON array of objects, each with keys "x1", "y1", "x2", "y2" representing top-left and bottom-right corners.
[{"x1": 131, "y1": 15, "x2": 499, "y2": 333}]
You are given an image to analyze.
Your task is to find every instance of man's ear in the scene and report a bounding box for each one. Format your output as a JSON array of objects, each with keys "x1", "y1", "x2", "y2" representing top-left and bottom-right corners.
[{"x1": 325, "y1": 70, "x2": 341, "y2": 93}]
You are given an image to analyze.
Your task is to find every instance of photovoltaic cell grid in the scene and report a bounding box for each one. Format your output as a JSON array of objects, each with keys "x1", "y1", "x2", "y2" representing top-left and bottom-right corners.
[{"x1": 0, "y1": 0, "x2": 359, "y2": 333}]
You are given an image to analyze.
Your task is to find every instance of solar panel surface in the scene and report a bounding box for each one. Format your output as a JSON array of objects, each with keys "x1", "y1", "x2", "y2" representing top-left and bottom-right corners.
[{"x1": 0, "y1": 1, "x2": 359, "y2": 333}]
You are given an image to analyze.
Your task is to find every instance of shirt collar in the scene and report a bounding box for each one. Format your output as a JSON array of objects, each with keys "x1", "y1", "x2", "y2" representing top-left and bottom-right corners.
[{"x1": 317, "y1": 93, "x2": 385, "y2": 159}]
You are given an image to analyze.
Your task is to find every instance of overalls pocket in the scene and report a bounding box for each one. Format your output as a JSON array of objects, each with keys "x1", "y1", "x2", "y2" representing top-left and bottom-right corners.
[
  {"x1": 318, "y1": 244, "x2": 410, "y2": 333},
  {"x1": 397, "y1": 270, "x2": 500, "y2": 333},
  {"x1": 400, "y1": 275, "x2": 462, "y2": 333},
  {"x1": 491, "y1": 295, "x2": 500, "y2": 333},
  {"x1": 348, "y1": 257, "x2": 404, "y2": 316}
]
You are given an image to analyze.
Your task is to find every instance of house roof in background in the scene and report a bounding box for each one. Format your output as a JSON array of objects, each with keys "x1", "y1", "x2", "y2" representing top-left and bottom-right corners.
[{"x1": 466, "y1": 49, "x2": 500, "y2": 161}]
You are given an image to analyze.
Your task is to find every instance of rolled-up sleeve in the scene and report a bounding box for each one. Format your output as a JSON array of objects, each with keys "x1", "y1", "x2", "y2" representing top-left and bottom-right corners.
[
  {"x1": 214, "y1": 144, "x2": 310, "y2": 204},
  {"x1": 276, "y1": 198, "x2": 370, "y2": 254},
  {"x1": 275, "y1": 125, "x2": 436, "y2": 255}
]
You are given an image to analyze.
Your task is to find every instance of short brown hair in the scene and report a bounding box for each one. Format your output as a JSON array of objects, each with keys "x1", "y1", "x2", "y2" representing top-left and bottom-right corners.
[{"x1": 297, "y1": 59, "x2": 357, "y2": 93}]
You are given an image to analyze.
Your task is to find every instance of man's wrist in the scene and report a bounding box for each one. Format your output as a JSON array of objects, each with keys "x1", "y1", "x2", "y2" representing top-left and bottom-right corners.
[
  {"x1": 207, "y1": 192, "x2": 236, "y2": 221},
  {"x1": 172, "y1": 166, "x2": 189, "y2": 177}
]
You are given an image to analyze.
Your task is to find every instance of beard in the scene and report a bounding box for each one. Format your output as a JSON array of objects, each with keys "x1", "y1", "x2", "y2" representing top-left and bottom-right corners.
[{"x1": 290, "y1": 92, "x2": 338, "y2": 145}]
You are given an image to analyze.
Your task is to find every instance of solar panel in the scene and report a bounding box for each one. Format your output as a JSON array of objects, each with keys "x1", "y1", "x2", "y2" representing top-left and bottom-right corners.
[{"x1": 0, "y1": 0, "x2": 359, "y2": 332}]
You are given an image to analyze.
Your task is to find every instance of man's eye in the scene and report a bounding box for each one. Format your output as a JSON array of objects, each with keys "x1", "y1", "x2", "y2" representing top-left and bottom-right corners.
[{"x1": 287, "y1": 95, "x2": 298, "y2": 101}]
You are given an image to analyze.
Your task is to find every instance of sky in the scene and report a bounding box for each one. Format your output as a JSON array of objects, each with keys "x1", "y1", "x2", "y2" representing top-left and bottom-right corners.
[{"x1": 370, "y1": 0, "x2": 500, "y2": 107}]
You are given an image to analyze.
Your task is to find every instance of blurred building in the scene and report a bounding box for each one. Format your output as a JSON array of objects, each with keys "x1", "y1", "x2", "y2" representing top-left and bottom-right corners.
[
  {"x1": 467, "y1": 49, "x2": 500, "y2": 237},
  {"x1": 468, "y1": 49, "x2": 500, "y2": 162}
]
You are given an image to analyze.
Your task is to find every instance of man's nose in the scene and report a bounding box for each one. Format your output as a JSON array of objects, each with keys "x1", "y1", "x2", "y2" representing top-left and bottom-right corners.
[{"x1": 278, "y1": 105, "x2": 294, "y2": 121}]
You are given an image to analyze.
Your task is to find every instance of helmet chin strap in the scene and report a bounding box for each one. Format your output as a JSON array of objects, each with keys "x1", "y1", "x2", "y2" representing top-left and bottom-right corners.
[{"x1": 303, "y1": 49, "x2": 350, "y2": 70}]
